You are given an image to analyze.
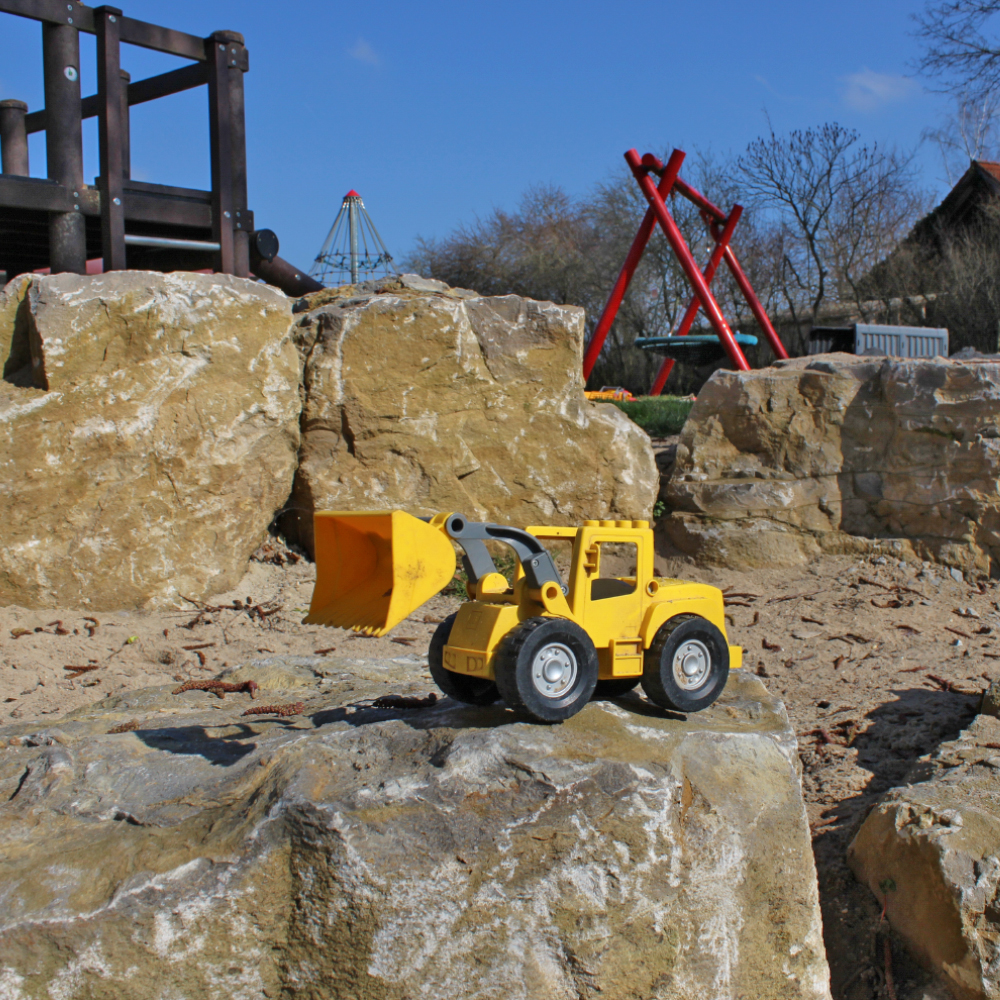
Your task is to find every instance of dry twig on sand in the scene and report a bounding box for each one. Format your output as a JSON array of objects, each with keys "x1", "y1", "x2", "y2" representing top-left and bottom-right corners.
[
  {"x1": 945, "y1": 625, "x2": 973, "y2": 640},
  {"x1": 64, "y1": 664, "x2": 99, "y2": 679},
  {"x1": 172, "y1": 679, "x2": 259, "y2": 699},
  {"x1": 926, "y1": 673, "x2": 980, "y2": 695},
  {"x1": 242, "y1": 701, "x2": 303, "y2": 718},
  {"x1": 107, "y1": 719, "x2": 141, "y2": 734}
]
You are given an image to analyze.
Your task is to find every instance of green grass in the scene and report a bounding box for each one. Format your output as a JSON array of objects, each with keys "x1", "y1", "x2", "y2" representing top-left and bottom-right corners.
[{"x1": 609, "y1": 395, "x2": 694, "y2": 437}]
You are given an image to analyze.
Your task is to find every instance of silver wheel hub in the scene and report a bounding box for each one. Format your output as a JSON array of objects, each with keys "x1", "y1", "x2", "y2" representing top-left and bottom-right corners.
[
  {"x1": 672, "y1": 639, "x2": 711, "y2": 691},
  {"x1": 531, "y1": 642, "x2": 578, "y2": 699}
]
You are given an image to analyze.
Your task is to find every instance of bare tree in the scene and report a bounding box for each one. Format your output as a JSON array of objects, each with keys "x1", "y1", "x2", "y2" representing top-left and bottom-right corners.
[
  {"x1": 406, "y1": 161, "x2": 753, "y2": 394},
  {"x1": 914, "y1": 5, "x2": 1000, "y2": 184},
  {"x1": 924, "y1": 89, "x2": 1000, "y2": 183},
  {"x1": 407, "y1": 131, "x2": 926, "y2": 391},
  {"x1": 407, "y1": 185, "x2": 600, "y2": 306},
  {"x1": 915, "y1": 2, "x2": 1000, "y2": 97},
  {"x1": 738, "y1": 122, "x2": 925, "y2": 351}
]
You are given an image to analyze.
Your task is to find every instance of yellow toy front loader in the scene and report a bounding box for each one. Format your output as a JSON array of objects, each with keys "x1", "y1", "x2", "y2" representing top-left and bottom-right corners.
[{"x1": 305, "y1": 510, "x2": 742, "y2": 724}]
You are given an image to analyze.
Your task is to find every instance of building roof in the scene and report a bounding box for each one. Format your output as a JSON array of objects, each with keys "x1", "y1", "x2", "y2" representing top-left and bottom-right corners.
[
  {"x1": 977, "y1": 160, "x2": 1000, "y2": 184},
  {"x1": 911, "y1": 160, "x2": 1000, "y2": 243}
]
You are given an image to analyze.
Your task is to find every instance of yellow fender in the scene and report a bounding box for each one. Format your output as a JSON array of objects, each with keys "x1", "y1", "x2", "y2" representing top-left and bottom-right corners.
[{"x1": 640, "y1": 592, "x2": 742, "y2": 670}]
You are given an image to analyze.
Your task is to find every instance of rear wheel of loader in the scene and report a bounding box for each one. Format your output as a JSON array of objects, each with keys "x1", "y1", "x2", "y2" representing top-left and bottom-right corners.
[
  {"x1": 428, "y1": 614, "x2": 499, "y2": 706},
  {"x1": 642, "y1": 614, "x2": 729, "y2": 713},
  {"x1": 592, "y1": 677, "x2": 641, "y2": 700},
  {"x1": 495, "y1": 617, "x2": 598, "y2": 723}
]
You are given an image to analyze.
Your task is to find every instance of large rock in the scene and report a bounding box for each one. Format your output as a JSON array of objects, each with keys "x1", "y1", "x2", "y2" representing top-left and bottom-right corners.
[
  {"x1": 284, "y1": 274, "x2": 657, "y2": 555},
  {"x1": 663, "y1": 354, "x2": 1000, "y2": 573},
  {"x1": 848, "y1": 710, "x2": 1000, "y2": 1000},
  {"x1": 0, "y1": 271, "x2": 300, "y2": 609},
  {"x1": 0, "y1": 658, "x2": 830, "y2": 999}
]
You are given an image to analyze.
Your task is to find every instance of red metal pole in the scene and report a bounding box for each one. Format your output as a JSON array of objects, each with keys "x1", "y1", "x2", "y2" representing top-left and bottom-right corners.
[
  {"x1": 582, "y1": 148, "x2": 685, "y2": 380},
  {"x1": 649, "y1": 205, "x2": 743, "y2": 395},
  {"x1": 714, "y1": 230, "x2": 789, "y2": 361},
  {"x1": 673, "y1": 176, "x2": 727, "y2": 223},
  {"x1": 626, "y1": 150, "x2": 750, "y2": 372},
  {"x1": 677, "y1": 172, "x2": 788, "y2": 361}
]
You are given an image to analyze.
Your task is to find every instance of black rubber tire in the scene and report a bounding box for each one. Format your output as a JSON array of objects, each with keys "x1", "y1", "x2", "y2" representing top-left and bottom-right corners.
[
  {"x1": 641, "y1": 614, "x2": 729, "y2": 713},
  {"x1": 494, "y1": 617, "x2": 599, "y2": 723},
  {"x1": 592, "y1": 677, "x2": 641, "y2": 700},
  {"x1": 427, "y1": 613, "x2": 499, "y2": 706}
]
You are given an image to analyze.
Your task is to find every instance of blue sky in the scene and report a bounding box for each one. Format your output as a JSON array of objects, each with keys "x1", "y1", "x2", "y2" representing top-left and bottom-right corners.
[{"x1": 0, "y1": 1, "x2": 957, "y2": 273}]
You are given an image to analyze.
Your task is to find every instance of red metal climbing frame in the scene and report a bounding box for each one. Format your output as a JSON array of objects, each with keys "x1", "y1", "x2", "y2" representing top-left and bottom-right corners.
[{"x1": 582, "y1": 148, "x2": 788, "y2": 394}]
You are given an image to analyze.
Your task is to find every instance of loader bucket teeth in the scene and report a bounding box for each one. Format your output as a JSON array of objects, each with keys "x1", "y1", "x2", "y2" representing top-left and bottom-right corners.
[{"x1": 304, "y1": 510, "x2": 457, "y2": 636}]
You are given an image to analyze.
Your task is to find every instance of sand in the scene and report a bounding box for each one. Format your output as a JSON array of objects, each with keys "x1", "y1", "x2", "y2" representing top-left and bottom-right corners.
[{"x1": 2, "y1": 541, "x2": 993, "y2": 999}]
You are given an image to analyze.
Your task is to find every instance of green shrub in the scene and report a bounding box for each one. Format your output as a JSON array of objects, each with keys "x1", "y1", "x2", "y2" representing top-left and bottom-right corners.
[{"x1": 609, "y1": 396, "x2": 693, "y2": 437}]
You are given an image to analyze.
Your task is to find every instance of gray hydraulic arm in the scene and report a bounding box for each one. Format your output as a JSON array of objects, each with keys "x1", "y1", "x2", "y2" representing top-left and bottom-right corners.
[{"x1": 442, "y1": 513, "x2": 566, "y2": 594}]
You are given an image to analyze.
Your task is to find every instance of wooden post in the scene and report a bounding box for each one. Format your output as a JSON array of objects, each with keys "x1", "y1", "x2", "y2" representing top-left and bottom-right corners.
[
  {"x1": 226, "y1": 37, "x2": 250, "y2": 278},
  {"x1": 42, "y1": 19, "x2": 86, "y2": 274},
  {"x1": 0, "y1": 100, "x2": 29, "y2": 175},
  {"x1": 120, "y1": 69, "x2": 131, "y2": 180},
  {"x1": 207, "y1": 31, "x2": 238, "y2": 275},
  {"x1": 95, "y1": 6, "x2": 126, "y2": 272}
]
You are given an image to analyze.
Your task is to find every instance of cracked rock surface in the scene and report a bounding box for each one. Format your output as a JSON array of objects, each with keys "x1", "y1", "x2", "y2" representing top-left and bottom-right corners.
[
  {"x1": 663, "y1": 353, "x2": 1000, "y2": 574},
  {"x1": 283, "y1": 274, "x2": 657, "y2": 555},
  {"x1": 0, "y1": 659, "x2": 829, "y2": 999},
  {"x1": 849, "y1": 705, "x2": 1000, "y2": 1000},
  {"x1": 0, "y1": 272, "x2": 301, "y2": 610}
]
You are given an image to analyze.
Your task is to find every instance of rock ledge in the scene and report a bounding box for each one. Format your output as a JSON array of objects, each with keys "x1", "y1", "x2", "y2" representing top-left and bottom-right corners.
[{"x1": 0, "y1": 658, "x2": 830, "y2": 999}]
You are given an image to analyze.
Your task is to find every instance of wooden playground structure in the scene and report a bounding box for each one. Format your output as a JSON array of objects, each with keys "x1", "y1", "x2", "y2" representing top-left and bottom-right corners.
[{"x1": 0, "y1": 1, "x2": 319, "y2": 295}]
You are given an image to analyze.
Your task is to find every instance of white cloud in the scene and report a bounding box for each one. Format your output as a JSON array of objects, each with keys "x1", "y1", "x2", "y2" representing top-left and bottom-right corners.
[
  {"x1": 350, "y1": 39, "x2": 381, "y2": 68},
  {"x1": 841, "y1": 69, "x2": 919, "y2": 112}
]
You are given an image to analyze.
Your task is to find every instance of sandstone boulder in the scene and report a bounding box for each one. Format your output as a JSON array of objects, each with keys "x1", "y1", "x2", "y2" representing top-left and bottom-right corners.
[
  {"x1": 848, "y1": 710, "x2": 1000, "y2": 1000},
  {"x1": 0, "y1": 658, "x2": 830, "y2": 999},
  {"x1": 284, "y1": 274, "x2": 657, "y2": 555},
  {"x1": 663, "y1": 354, "x2": 1000, "y2": 573},
  {"x1": 0, "y1": 271, "x2": 301, "y2": 610}
]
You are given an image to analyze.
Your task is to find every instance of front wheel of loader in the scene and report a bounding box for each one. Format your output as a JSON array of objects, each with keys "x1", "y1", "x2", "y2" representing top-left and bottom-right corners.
[
  {"x1": 494, "y1": 617, "x2": 599, "y2": 723},
  {"x1": 428, "y1": 614, "x2": 499, "y2": 706},
  {"x1": 642, "y1": 614, "x2": 729, "y2": 714}
]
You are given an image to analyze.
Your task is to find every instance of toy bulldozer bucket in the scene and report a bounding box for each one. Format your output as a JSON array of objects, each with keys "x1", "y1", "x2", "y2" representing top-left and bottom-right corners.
[{"x1": 304, "y1": 510, "x2": 457, "y2": 636}]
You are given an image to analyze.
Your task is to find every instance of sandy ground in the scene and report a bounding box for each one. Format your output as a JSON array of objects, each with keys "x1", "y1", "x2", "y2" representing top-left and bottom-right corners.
[
  {"x1": 2, "y1": 539, "x2": 993, "y2": 999},
  {"x1": 0, "y1": 545, "x2": 460, "y2": 723}
]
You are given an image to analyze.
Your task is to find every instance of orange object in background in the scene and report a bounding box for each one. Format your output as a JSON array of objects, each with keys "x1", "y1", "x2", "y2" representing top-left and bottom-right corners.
[{"x1": 584, "y1": 386, "x2": 636, "y2": 402}]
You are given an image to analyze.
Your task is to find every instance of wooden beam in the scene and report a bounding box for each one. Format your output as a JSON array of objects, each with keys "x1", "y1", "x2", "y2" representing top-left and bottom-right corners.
[
  {"x1": 122, "y1": 178, "x2": 211, "y2": 202},
  {"x1": 0, "y1": 175, "x2": 214, "y2": 224},
  {"x1": 95, "y1": 6, "x2": 126, "y2": 271},
  {"x1": 121, "y1": 189, "x2": 212, "y2": 228},
  {"x1": 124, "y1": 61, "x2": 208, "y2": 106},
  {"x1": 26, "y1": 63, "x2": 209, "y2": 134},
  {"x1": 23, "y1": 110, "x2": 46, "y2": 136},
  {"x1": 0, "y1": 2, "x2": 209, "y2": 60},
  {"x1": 0, "y1": 0, "x2": 95, "y2": 32},
  {"x1": 119, "y1": 69, "x2": 130, "y2": 179},
  {"x1": 42, "y1": 17, "x2": 86, "y2": 274},
  {"x1": 0, "y1": 100, "x2": 30, "y2": 174},
  {"x1": 225, "y1": 39, "x2": 250, "y2": 277},
  {"x1": 118, "y1": 16, "x2": 208, "y2": 60},
  {"x1": 0, "y1": 175, "x2": 72, "y2": 213},
  {"x1": 208, "y1": 34, "x2": 235, "y2": 274}
]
